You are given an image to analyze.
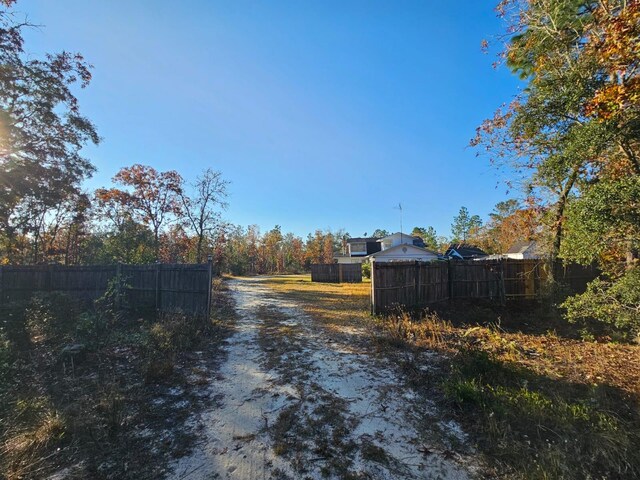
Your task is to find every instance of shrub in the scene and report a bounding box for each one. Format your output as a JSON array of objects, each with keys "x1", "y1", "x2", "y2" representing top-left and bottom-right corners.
[
  {"x1": 74, "y1": 311, "x2": 108, "y2": 347},
  {"x1": 144, "y1": 311, "x2": 209, "y2": 382},
  {"x1": 0, "y1": 302, "x2": 29, "y2": 351},
  {"x1": 0, "y1": 330, "x2": 12, "y2": 394},
  {"x1": 563, "y1": 268, "x2": 640, "y2": 340},
  {"x1": 94, "y1": 275, "x2": 130, "y2": 323},
  {"x1": 147, "y1": 312, "x2": 202, "y2": 353},
  {"x1": 361, "y1": 262, "x2": 371, "y2": 279},
  {"x1": 24, "y1": 293, "x2": 81, "y2": 343}
]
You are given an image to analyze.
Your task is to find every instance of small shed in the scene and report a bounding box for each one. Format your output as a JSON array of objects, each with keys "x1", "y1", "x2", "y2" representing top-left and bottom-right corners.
[{"x1": 369, "y1": 244, "x2": 439, "y2": 263}]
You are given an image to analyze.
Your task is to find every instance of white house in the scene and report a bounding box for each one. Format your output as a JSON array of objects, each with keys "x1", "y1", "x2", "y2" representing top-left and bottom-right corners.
[
  {"x1": 369, "y1": 244, "x2": 439, "y2": 263},
  {"x1": 504, "y1": 241, "x2": 543, "y2": 260},
  {"x1": 334, "y1": 237, "x2": 382, "y2": 264},
  {"x1": 378, "y1": 233, "x2": 425, "y2": 251},
  {"x1": 334, "y1": 255, "x2": 365, "y2": 264}
]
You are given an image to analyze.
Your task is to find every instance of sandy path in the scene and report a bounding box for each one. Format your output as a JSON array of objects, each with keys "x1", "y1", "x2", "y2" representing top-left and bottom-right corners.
[{"x1": 167, "y1": 278, "x2": 475, "y2": 480}]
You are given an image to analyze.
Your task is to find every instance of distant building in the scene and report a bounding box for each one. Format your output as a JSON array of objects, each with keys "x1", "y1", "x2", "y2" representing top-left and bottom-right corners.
[
  {"x1": 335, "y1": 232, "x2": 438, "y2": 264},
  {"x1": 335, "y1": 237, "x2": 382, "y2": 264},
  {"x1": 444, "y1": 243, "x2": 488, "y2": 260},
  {"x1": 370, "y1": 244, "x2": 439, "y2": 263},
  {"x1": 378, "y1": 232, "x2": 425, "y2": 251},
  {"x1": 348, "y1": 237, "x2": 382, "y2": 256},
  {"x1": 504, "y1": 241, "x2": 543, "y2": 260}
]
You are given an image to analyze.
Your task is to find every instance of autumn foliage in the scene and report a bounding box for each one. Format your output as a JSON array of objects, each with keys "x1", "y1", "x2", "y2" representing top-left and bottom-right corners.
[{"x1": 477, "y1": 0, "x2": 640, "y2": 333}]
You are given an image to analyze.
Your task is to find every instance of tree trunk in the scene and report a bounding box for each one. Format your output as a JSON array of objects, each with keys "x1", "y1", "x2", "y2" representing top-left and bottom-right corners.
[
  {"x1": 4, "y1": 228, "x2": 15, "y2": 263},
  {"x1": 196, "y1": 234, "x2": 204, "y2": 263},
  {"x1": 549, "y1": 166, "x2": 580, "y2": 278},
  {"x1": 64, "y1": 230, "x2": 71, "y2": 266},
  {"x1": 619, "y1": 140, "x2": 640, "y2": 176},
  {"x1": 154, "y1": 228, "x2": 160, "y2": 262},
  {"x1": 33, "y1": 234, "x2": 39, "y2": 264}
]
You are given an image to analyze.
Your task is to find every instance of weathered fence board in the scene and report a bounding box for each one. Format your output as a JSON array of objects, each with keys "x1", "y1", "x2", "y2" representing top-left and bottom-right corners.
[
  {"x1": 156, "y1": 263, "x2": 210, "y2": 313},
  {"x1": 371, "y1": 259, "x2": 598, "y2": 314},
  {"x1": 310, "y1": 263, "x2": 362, "y2": 283},
  {"x1": 0, "y1": 262, "x2": 213, "y2": 315},
  {"x1": 371, "y1": 261, "x2": 449, "y2": 314}
]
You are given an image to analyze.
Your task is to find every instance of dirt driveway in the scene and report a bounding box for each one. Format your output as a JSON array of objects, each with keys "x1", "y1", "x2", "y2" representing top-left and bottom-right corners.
[{"x1": 168, "y1": 277, "x2": 477, "y2": 480}]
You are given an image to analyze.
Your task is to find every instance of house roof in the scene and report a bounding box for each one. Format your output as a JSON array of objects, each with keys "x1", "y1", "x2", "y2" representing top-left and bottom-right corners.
[
  {"x1": 445, "y1": 243, "x2": 488, "y2": 259},
  {"x1": 377, "y1": 232, "x2": 422, "y2": 242},
  {"x1": 506, "y1": 241, "x2": 536, "y2": 254},
  {"x1": 370, "y1": 244, "x2": 439, "y2": 258},
  {"x1": 347, "y1": 237, "x2": 379, "y2": 243}
]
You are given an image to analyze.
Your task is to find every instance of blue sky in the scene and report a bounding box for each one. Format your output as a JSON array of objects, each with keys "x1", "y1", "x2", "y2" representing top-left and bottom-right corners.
[{"x1": 20, "y1": 1, "x2": 522, "y2": 238}]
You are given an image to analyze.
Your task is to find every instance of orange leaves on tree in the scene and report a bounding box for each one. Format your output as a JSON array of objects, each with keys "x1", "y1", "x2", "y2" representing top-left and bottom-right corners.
[
  {"x1": 584, "y1": 1, "x2": 640, "y2": 121},
  {"x1": 97, "y1": 164, "x2": 183, "y2": 259}
]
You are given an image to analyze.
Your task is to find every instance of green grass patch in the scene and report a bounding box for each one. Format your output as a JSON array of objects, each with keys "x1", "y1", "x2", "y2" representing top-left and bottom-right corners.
[{"x1": 444, "y1": 348, "x2": 640, "y2": 479}]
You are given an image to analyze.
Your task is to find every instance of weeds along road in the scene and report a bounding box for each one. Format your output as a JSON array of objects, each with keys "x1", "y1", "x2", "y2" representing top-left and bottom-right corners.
[{"x1": 168, "y1": 277, "x2": 477, "y2": 480}]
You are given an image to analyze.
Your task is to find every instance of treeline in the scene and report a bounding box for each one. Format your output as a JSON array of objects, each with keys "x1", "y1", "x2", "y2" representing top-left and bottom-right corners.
[
  {"x1": 0, "y1": 164, "x2": 228, "y2": 266},
  {"x1": 409, "y1": 200, "x2": 543, "y2": 255},
  {"x1": 0, "y1": 158, "x2": 352, "y2": 275},
  {"x1": 218, "y1": 226, "x2": 347, "y2": 275}
]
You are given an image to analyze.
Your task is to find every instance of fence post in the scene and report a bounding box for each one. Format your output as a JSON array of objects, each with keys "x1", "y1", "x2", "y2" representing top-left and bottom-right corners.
[
  {"x1": 498, "y1": 260, "x2": 506, "y2": 305},
  {"x1": 447, "y1": 259, "x2": 453, "y2": 301},
  {"x1": 0, "y1": 265, "x2": 3, "y2": 306},
  {"x1": 338, "y1": 264, "x2": 344, "y2": 283},
  {"x1": 155, "y1": 261, "x2": 161, "y2": 312},
  {"x1": 414, "y1": 261, "x2": 420, "y2": 306},
  {"x1": 370, "y1": 260, "x2": 376, "y2": 315},
  {"x1": 207, "y1": 255, "x2": 213, "y2": 319}
]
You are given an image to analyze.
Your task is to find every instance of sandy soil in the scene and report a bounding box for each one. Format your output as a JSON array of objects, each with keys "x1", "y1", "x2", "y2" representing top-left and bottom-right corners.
[{"x1": 167, "y1": 277, "x2": 477, "y2": 480}]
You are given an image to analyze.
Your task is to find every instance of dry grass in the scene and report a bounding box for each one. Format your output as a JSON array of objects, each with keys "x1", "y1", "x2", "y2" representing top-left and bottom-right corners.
[
  {"x1": 378, "y1": 309, "x2": 640, "y2": 397},
  {"x1": 261, "y1": 275, "x2": 370, "y2": 339},
  {"x1": 0, "y1": 277, "x2": 236, "y2": 479},
  {"x1": 1, "y1": 405, "x2": 66, "y2": 478},
  {"x1": 260, "y1": 274, "x2": 640, "y2": 480}
]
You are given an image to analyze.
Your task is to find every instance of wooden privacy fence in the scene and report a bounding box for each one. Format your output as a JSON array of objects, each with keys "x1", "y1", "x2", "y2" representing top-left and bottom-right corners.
[
  {"x1": 371, "y1": 259, "x2": 598, "y2": 314},
  {"x1": 310, "y1": 263, "x2": 362, "y2": 283},
  {"x1": 0, "y1": 262, "x2": 214, "y2": 316}
]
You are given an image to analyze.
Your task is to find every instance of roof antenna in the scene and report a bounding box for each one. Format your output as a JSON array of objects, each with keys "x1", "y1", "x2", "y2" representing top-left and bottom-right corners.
[{"x1": 394, "y1": 202, "x2": 403, "y2": 242}]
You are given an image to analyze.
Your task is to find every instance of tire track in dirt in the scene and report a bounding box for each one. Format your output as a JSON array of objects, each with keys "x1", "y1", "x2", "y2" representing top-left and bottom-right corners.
[{"x1": 167, "y1": 277, "x2": 476, "y2": 480}]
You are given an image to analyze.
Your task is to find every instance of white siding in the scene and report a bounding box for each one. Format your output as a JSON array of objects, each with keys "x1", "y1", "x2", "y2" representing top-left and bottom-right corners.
[
  {"x1": 371, "y1": 244, "x2": 438, "y2": 263},
  {"x1": 379, "y1": 233, "x2": 418, "y2": 250},
  {"x1": 336, "y1": 256, "x2": 365, "y2": 264}
]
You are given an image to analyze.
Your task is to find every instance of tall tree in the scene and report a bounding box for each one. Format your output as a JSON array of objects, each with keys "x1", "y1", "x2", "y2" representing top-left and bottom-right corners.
[
  {"x1": 0, "y1": 1, "x2": 99, "y2": 260},
  {"x1": 474, "y1": 0, "x2": 639, "y2": 262},
  {"x1": 87, "y1": 219, "x2": 156, "y2": 265},
  {"x1": 411, "y1": 226, "x2": 439, "y2": 250},
  {"x1": 96, "y1": 165, "x2": 182, "y2": 260},
  {"x1": 282, "y1": 233, "x2": 305, "y2": 273},
  {"x1": 178, "y1": 168, "x2": 229, "y2": 263},
  {"x1": 372, "y1": 229, "x2": 390, "y2": 238},
  {"x1": 18, "y1": 191, "x2": 91, "y2": 263},
  {"x1": 476, "y1": 199, "x2": 541, "y2": 254},
  {"x1": 476, "y1": 0, "x2": 640, "y2": 331},
  {"x1": 451, "y1": 207, "x2": 483, "y2": 242},
  {"x1": 322, "y1": 232, "x2": 335, "y2": 264}
]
